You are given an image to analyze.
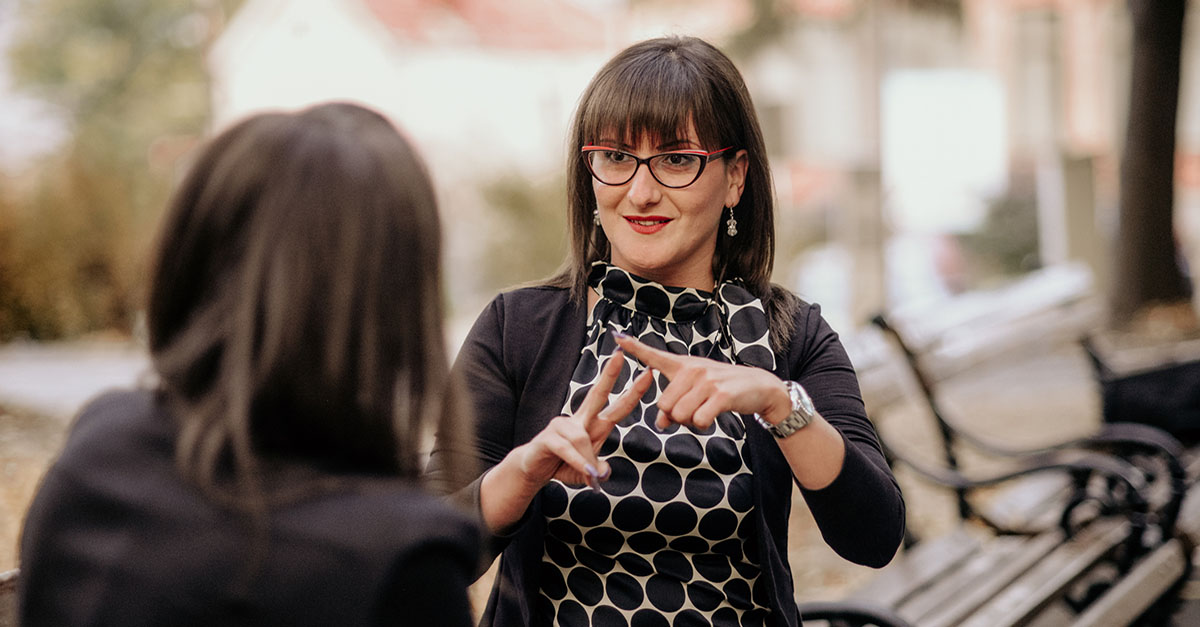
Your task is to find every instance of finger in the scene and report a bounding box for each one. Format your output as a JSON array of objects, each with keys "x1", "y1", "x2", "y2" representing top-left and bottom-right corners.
[
  {"x1": 668, "y1": 383, "x2": 714, "y2": 426},
  {"x1": 613, "y1": 331, "x2": 683, "y2": 377},
  {"x1": 692, "y1": 397, "x2": 725, "y2": 431},
  {"x1": 541, "y1": 431, "x2": 603, "y2": 489},
  {"x1": 654, "y1": 365, "x2": 697, "y2": 420},
  {"x1": 554, "y1": 467, "x2": 588, "y2": 488},
  {"x1": 592, "y1": 368, "x2": 654, "y2": 438},
  {"x1": 576, "y1": 350, "x2": 627, "y2": 423},
  {"x1": 655, "y1": 406, "x2": 673, "y2": 431}
]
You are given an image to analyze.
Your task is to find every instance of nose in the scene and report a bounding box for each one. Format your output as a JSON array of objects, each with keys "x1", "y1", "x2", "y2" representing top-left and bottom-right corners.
[{"x1": 626, "y1": 161, "x2": 662, "y2": 208}]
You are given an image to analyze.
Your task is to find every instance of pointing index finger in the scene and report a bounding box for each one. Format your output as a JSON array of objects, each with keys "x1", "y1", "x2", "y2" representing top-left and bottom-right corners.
[
  {"x1": 576, "y1": 348, "x2": 627, "y2": 423},
  {"x1": 612, "y1": 331, "x2": 681, "y2": 377}
]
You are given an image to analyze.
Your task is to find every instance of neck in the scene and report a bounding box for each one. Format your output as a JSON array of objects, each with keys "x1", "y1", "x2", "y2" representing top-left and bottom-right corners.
[{"x1": 610, "y1": 263, "x2": 715, "y2": 292}]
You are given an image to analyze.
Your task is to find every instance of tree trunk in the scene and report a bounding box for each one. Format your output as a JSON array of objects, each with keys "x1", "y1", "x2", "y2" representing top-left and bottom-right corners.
[{"x1": 1111, "y1": 0, "x2": 1191, "y2": 326}]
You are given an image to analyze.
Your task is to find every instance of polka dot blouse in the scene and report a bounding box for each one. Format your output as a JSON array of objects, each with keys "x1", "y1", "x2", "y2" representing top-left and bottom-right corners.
[{"x1": 538, "y1": 263, "x2": 778, "y2": 627}]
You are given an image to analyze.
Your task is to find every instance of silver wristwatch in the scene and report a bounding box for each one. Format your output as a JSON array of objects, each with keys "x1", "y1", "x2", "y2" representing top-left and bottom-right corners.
[{"x1": 754, "y1": 380, "x2": 816, "y2": 439}]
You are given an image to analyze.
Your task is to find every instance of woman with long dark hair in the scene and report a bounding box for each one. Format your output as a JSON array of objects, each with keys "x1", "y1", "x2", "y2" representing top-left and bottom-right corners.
[
  {"x1": 20, "y1": 102, "x2": 479, "y2": 626},
  {"x1": 435, "y1": 36, "x2": 904, "y2": 627}
]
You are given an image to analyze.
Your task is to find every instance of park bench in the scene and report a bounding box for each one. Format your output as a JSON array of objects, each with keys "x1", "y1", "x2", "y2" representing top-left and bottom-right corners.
[{"x1": 797, "y1": 262, "x2": 1197, "y2": 627}]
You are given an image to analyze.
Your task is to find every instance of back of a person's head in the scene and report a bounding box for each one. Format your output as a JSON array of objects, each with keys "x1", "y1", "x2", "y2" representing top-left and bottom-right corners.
[{"x1": 146, "y1": 102, "x2": 466, "y2": 497}]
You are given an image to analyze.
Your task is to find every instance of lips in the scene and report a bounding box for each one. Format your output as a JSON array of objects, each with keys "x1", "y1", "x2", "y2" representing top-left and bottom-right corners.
[{"x1": 624, "y1": 216, "x2": 671, "y2": 235}]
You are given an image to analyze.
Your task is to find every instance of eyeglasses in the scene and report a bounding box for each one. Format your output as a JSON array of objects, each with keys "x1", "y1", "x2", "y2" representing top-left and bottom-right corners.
[{"x1": 581, "y1": 145, "x2": 732, "y2": 189}]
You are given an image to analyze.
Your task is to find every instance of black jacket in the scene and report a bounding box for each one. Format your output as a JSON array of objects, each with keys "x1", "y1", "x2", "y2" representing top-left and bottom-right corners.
[{"x1": 19, "y1": 389, "x2": 480, "y2": 627}]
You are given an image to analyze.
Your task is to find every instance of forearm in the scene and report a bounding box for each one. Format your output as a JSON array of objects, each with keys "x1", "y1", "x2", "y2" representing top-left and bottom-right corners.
[
  {"x1": 757, "y1": 381, "x2": 846, "y2": 490},
  {"x1": 772, "y1": 413, "x2": 846, "y2": 490},
  {"x1": 760, "y1": 378, "x2": 903, "y2": 566}
]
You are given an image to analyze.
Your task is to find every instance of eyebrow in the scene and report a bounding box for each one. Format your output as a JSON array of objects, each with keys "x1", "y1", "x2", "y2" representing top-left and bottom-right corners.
[
  {"x1": 593, "y1": 137, "x2": 701, "y2": 152},
  {"x1": 656, "y1": 139, "x2": 697, "y2": 151}
]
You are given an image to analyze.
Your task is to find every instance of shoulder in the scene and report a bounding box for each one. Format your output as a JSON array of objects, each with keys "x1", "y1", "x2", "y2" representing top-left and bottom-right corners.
[
  {"x1": 56, "y1": 388, "x2": 170, "y2": 473},
  {"x1": 490, "y1": 284, "x2": 573, "y2": 315},
  {"x1": 468, "y1": 284, "x2": 581, "y2": 347},
  {"x1": 763, "y1": 285, "x2": 851, "y2": 373}
]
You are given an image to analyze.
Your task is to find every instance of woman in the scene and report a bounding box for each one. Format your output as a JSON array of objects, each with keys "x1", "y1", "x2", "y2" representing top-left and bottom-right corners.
[
  {"x1": 438, "y1": 36, "x2": 905, "y2": 627},
  {"x1": 19, "y1": 103, "x2": 479, "y2": 626}
]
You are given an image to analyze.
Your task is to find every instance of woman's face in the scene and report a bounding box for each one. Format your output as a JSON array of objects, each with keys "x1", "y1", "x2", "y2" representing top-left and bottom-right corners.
[{"x1": 592, "y1": 122, "x2": 748, "y2": 291}]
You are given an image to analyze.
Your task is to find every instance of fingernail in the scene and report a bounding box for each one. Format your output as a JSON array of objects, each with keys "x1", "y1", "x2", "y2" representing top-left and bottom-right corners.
[
  {"x1": 584, "y1": 465, "x2": 601, "y2": 491},
  {"x1": 613, "y1": 330, "x2": 629, "y2": 339},
  {"x1": 599, "y1": 464, "x2": 612, "y2": 480}
]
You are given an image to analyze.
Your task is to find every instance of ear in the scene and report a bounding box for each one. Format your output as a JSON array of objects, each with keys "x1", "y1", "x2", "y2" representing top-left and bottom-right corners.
[{"x1": 724, "y1": 149, "x2": 749, "y2": 208}]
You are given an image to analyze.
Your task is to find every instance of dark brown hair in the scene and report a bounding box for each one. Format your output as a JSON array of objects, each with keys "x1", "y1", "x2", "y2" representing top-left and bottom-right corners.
[
  {"x1": 552, "y1": 36, "x2": 798, "y2": 347},
  {"x1": 147, "y1": 102, "x2": 473, "y2": 503}
]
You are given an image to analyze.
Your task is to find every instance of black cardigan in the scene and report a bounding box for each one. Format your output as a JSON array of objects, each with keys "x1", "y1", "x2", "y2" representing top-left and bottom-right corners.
[
  {"x1": 19, "y1": 389, "x2": 480, "y2": 627},
  {"x1": 442, "y1": 285, "x2": 904, "y2": 627}
]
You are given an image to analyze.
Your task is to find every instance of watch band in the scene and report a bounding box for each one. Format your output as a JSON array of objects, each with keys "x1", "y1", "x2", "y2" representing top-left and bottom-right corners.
[{"x1": 754, "y1": 380, "x2": 816, "y2": 439}]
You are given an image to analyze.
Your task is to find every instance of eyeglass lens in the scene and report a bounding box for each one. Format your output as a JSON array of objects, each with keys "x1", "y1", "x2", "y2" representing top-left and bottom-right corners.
[{"x1": 586, "y1": 150, "x2": 705, "y2": 187}]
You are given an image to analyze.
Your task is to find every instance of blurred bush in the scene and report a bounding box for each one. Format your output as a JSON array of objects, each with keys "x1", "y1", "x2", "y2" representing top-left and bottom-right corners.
[
  {"x1": 955, "y1": 181, "x2": 1041, "y2": 286},
  {"x1": 477, "y1": 173, "x2": 569, "y2": 292},
  {"x1": 0, "y1": 0, "x2": 238, "y2": 341}
]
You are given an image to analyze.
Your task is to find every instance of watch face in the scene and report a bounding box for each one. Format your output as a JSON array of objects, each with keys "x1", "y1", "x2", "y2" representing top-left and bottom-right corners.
[{"x1": 789, "y1": 381, "x2": 815, "y2": 417}]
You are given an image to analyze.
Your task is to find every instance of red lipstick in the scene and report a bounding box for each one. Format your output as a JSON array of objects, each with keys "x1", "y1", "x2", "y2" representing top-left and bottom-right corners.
[{"x1": 625, "y1": 216, "x2": 671, "y2": 234}]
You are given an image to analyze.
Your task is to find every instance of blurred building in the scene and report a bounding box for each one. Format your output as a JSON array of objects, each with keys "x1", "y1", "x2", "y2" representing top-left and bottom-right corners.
[
  {"x1": 207, "y1": 0, "x2": 1200, "y2": 332},
  {"x1": 209, "y1": 0, "x2": 612, "y2": 182}
]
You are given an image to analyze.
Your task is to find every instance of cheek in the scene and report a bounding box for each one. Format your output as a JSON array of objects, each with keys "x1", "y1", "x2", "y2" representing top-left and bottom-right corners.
[{"x1": 593, "y1": 183, "x2": 622, "y2": 210}]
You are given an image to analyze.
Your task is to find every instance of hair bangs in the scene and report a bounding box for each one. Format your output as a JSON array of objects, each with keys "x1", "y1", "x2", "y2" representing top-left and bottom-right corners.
[{"x1": 580, "y1": 53, "x2": 724, "y2": 151}]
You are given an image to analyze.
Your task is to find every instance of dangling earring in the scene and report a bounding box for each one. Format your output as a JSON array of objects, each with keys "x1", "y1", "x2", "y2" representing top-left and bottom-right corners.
[
  {"x1": 726, "y1": 206, "x2": 738, "y2": 237},
  {"x1": 593, "y1": 208, "x2": 600, "y2": 226}
]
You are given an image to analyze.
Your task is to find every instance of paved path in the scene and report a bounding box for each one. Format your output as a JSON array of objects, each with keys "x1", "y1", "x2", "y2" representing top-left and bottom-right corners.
[{"x1": 0, "y1": 340, "x2": 150, "y2": 421}]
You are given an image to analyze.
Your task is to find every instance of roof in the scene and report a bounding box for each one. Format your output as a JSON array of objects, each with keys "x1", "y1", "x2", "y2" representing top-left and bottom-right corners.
[{"x1": 361, "y1": 0, "x2": 607, "y2": 50}]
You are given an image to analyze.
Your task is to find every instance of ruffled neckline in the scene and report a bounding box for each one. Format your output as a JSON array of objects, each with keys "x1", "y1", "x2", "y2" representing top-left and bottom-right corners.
[{"x1": 587, "y1": 262, "x2": 721, "y2": 323}]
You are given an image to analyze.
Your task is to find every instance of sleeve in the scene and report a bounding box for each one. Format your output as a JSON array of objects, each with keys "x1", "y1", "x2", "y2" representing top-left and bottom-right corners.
[
  {"x1": 790, "y1": 303, "x2": 906, "y2": 568},
  {"x1": 426, "y1": 294, "x2": 531, "y2": 565}
]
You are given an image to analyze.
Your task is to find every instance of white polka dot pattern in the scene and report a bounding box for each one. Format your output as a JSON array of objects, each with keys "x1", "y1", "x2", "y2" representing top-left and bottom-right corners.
[{"x1": 537, "y1": 263, "x2": 777, "y2": 627}]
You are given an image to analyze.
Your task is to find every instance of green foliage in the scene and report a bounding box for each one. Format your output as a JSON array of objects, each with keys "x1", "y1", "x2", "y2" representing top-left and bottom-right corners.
[
  {"x1": 0, "y1": 0, "x2": 235, "y2": 340},
  {"x1": 955, "y1": 186, "x2": 1041, "y2": 285},
  {"x1": 725, "y1": 0, "x2": 795, "y2": 59},
  {"x1": 477, "y1": 174, "x2": 569, "y2": 292}
]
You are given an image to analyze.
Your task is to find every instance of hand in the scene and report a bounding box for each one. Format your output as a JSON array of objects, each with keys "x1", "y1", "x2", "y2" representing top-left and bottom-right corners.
[
  {"x1": 613, "y1": 331, "x2": 790, "y2": 431},
  {"x1": 511, "y1": 350, "x2": 654, "y2": 490}
]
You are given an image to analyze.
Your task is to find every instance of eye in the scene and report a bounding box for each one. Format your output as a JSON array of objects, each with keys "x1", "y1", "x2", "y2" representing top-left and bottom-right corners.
[
  {"x1": 601, "y1": 150, "x2": 629, "y2": 164},
  {"x1": 657, "y1": 153, "x2": 700, "y2": 170}
]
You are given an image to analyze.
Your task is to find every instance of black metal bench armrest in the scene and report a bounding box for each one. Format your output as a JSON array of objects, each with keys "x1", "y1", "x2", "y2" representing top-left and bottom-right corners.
[
  {"x1": 887, "y1": 443, "x2": 1151, "y2": 536},
  {"x1": 888, "y1": 444, "x2": 1145, "y2": 500},
  {"x1": 915, "y1": 418, "x2": 1186, "y2": 538},
  {"x1": 797, "y1": 600, "x2": 915, "y2": 627}
]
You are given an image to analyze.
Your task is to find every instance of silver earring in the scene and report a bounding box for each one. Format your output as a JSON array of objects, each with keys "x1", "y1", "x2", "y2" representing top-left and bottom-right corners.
[
  {"x1": 726, "y1": 207, "x2": 738, "y2": 237},
  {"x1": 593, "y1": 208, "x2": 600, "y2": 226}
]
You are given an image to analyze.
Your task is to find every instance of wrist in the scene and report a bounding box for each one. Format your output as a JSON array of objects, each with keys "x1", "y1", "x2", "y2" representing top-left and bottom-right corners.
[
  {"x1": 507, "y1": 444, "x2": 551, "y2": 496},
  {"x1": 761, "y1": 380, "x2": 794, "y2": 425},
  {"x1": 755, "y1": 380, "x2": 817, "y2": 439},
  {"x1": 481, "y1": 452, "x2": 543, "y2": 534}
]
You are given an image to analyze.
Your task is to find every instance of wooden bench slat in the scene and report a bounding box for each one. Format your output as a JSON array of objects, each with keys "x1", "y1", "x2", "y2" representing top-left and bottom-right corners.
[
  {"x1": 958, "y1": 518, "x2": 1129, "y2": 627},
  {"x1": 981, "y1": 473, "x2": 1074, "y2": 532},
  {"x1": 909, "y1": 531, "x2": 1066, "y2": 627},
  {"x1": 846, "y1": 527, "x2": 982, "y2": 607},
  {"x1": 1070, "y1": 538, "x2": 1188, "y2": 627}
]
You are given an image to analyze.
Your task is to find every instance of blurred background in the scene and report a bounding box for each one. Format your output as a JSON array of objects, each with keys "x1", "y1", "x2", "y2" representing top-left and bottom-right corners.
[{"x1": 2, "y1": 0, "x2": 1199, "y2": 604}]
